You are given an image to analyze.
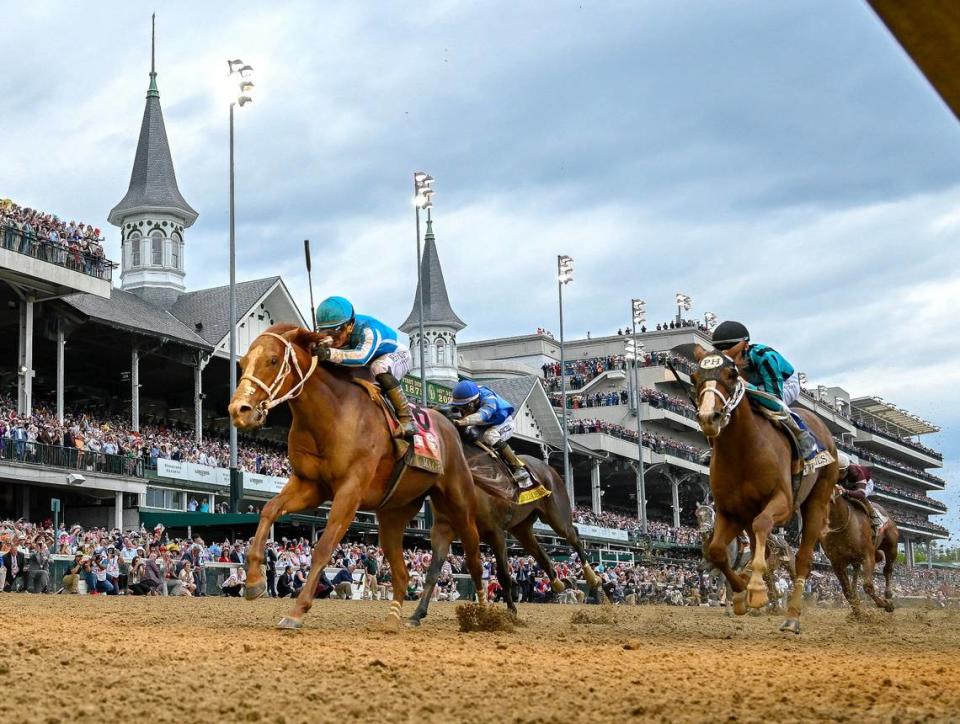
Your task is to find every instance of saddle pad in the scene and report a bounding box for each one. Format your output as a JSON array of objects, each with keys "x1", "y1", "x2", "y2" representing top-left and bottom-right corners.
[
  {"x1": 405, "y1": 405, "x2": 443, "y2": 474},
  {"x1": 517, "y1": 484, "x2": 552, "y2": 505},
  {"x1": 802, "y1": 450, "x2": 834, "y2": 476}
]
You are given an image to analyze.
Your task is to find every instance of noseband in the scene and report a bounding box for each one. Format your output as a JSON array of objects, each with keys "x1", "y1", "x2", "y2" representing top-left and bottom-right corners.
[{"x1": 239, "y1": 332, "x2": 319, "y2": 415}]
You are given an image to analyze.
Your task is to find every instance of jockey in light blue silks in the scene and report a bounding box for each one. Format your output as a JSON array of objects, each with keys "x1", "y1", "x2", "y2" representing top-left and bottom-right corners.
[
  {"x1": 712, "y1": 320, "x2": 818, "y2": 460},
  {"x1": 313, "y1": 296, "x2": 416, "y2": 437},
  {"x1": 449, "y1": 380, "x2": 533, "y2": 489}
]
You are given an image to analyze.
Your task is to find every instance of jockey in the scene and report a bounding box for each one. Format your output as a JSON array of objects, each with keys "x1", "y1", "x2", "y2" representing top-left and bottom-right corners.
[
  {"x1": 313, "y1": 296, "x2": 416, "y2": 437},
  {"x1": 836, "y1": 452, "x2": 883, "y2": 534},
  {"x1": 711, "y1": 320, "x2": 818, "y2": 460},
  {"x1": 449, "y1": 380, "x2": 532, "y2": 489}
]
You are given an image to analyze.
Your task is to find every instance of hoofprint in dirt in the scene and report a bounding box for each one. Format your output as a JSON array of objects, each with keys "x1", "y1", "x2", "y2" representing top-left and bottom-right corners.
[{"x1": 2, "y1": 597, "x2": 958, "y2": 723}]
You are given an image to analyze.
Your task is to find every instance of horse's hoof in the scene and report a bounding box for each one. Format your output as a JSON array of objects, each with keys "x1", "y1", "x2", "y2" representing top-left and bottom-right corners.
[
  {"x1": 732, "y1": 592, "x2": 748, "y2": 616},
  {"x1": 551, "y1": 578, "x2": 567, "y2": 594},
  {"x1": 244, "y1": 581, "x2": 267, "y2": 601},
  {"x1": 779, "y1": 618, "x2": 801, "y2": 635},
  {"x1": 883, "y1": 602, "x2": 895, "y2": 613},
  {"x1": 406, "y1": 617, "x2": 421, "y2": 628},
  {"x1": 747, "y1": 586, "x2": 769, "y2": 610},
  {"x1": 276, "y1": 616, "x2": 302, "y2": 630}
]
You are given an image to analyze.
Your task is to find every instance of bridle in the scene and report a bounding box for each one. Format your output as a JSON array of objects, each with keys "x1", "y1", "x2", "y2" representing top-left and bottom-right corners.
[
  {"x1": 823, "y1": 487, "x2": 851, "y2": 536},
  {"x1": 239, "y1": 332, "x2": 319, "y2": 416},
  {"x1": 697, "y1": 372, "x2": 746, "y2": 435}
]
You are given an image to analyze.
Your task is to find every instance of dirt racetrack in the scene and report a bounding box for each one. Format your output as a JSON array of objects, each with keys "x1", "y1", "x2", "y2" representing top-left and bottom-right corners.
[{"x1": 2, "y1": 596, "x2": 959, "y2": 723}]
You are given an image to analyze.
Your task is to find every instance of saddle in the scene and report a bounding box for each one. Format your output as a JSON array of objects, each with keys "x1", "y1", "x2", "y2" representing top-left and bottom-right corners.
[
  {"x1": 349, "y1": 378, "x2": 442, "y2": 474},
  {"x1": 847, "y1": 497, "x2": 890, "y2": 549},
  {"x1": 472, "y1": 441, "x2": 552, "y2": 505}
]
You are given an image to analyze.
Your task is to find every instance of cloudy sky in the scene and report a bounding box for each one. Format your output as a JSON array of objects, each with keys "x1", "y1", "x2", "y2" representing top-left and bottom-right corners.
[{"x1": 3, "y1": 2, "x2": 959, "y2": 533}]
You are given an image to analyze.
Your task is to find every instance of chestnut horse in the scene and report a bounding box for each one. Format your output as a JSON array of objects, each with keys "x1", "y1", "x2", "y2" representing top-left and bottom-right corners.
[
  {"x1": 407, "y1": 446, "x2": 603, "y2": 626},
  {"x1": 228, "y1": 324, "x2": 485, "y2": 629},
  {"x1": 691, "y1": 343, "x2": 838, "y2": 634},
  {"x1": 820, "y1": 491, "x2": 898, "y2": 614}
]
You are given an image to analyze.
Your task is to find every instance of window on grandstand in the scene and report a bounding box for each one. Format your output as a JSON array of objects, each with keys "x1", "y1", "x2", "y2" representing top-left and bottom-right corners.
[
  {"x1": 151, "y1": 231, "x2": 163, "y2": 265},
  {"x1": 436, "y1": 338, "x2": 446, "y2": 366},
  {"x1": 145, "y1": 487, "x2": 184, "y2": 510},
  {"x1": 171, "y1": 233, "x2": 182, "y2": 269},
  {"x1": 129, "y1": 232, "x2": 141, "y2": 267}
]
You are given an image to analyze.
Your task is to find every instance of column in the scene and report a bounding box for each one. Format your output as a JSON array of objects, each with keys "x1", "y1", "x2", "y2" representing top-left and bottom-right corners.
[
  {"x1": 114, "y1": 491, "x2": 123, "y2": 530},
  {"x1": 194, "y1": 357, "x2": 203, "y2": 444},
  {"x1": 208, "y1": 493, "x2": 216, "y2": 513},
  {"x1": 926, "y1": 540, "x2": 933, "y2": 570},
  {"x1": 56, "y1": 318, "x2": 65, "y2": 424},
  {"x1": 17, "y1": 296, "x2": 35, "y2": 416},
  {"x1": 590, "y1": 459, "x2": 601, "y2": 515},
  {"x1": 671, "y1": 477, "x2": 681, "y2": 529},
  {"x1": 131, "y1": 347, "x2": 140, "y2": 433},
  {"x1": 20, "y1": 485, "x2": 30, "y2": 520},
  {"x1": 905, "y1": 538, "x2": 914, "y2": 569}
]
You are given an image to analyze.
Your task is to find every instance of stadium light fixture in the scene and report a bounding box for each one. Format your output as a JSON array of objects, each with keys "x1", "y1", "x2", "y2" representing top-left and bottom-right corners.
[
  {"x1": 704, "y1": 311, "x2": 718, "y2": 330},
  {"x1": 632, "y1": 298, "x2": 646, "y2": 327},
  {"x1": 411, "y1": 171, "x2": 435, "y2": 404},
  {"x1": 557, "y1": 254, "x2": 574, "y2": 500},
  {"x1": 558, "y1": 255, "x2": 574, "y2": 284}
]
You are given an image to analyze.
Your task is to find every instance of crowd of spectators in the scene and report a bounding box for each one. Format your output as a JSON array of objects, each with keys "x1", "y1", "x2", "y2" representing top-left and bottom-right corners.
[
  {"x1": 873, "y1": 480, "x2": 947, "y2": 512},
  {"x1": 572, "y1": 506, "x2": 701, "y2": 546},
  {"x1": 0, "y1": 395, "x2": 292, "y2": 478},
  {"x1": 551, "y1": 387, "x2": 697, "y2": 420},
  {"x1": 541, "y1": 352, "x2": 697, "y2": 392},
  {"x1": 1, "y1": 199, "x2": 109, "y2": 278},
  {"x1": 834, "y1": 437, "x2": 946, "y2": 487},
  {"x1": 567, "y1": 419, "x2": 707, "y2": 462}
]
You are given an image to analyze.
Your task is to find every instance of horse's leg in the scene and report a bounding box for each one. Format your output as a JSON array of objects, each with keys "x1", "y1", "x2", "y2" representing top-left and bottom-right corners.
[
  {"x1": 834, "y1": 562, "x2": 859, "y2": 614},
  {"x1": 245, "y1": 474, "x2": 321, "y2": 600},
  {"x1": 747, "y1": 492, "x2": 789, "y2": 609},
  {"x1": 707, "y1": 512, "x2": 748, "y2": 615},
  {"x1": 538, "y1": 498, "x2": 603, "y2": 593},
  {"x1": 780, "y1": 492, "x2": 829, "y2": 634},
  {"x1": 408, "y1": 515, "x2": 454, "y2": 627},
  {"x1": 512, "y1": 521, "x2": 566, "y2": 596},
  {"x1": 862, "y1": 548, "x2": 893, "y2": 613},
  {"x1": 277, "y1": 484, "x2": 364, "y2": 629},
  {"x1": 430, "y1": 483, "x2": 486, "y2": 604},
  {"x1": 882, "y1": 535, "x2": 896, "y2": 604},
  {"x1": 488, "y1": 528, "x2": 516, "y2": 615},
  {"x1": 850, "y1": 564, "x2": 861, "y2": 609},
  {"x1": 378, "y1": 502, "x2": 421, "y2": 629}
]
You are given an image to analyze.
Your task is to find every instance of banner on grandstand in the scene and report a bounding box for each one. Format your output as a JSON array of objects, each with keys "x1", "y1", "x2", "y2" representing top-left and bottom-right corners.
[
  {"x1": 533, "y1": 519, "x2": 629, "y2": 542},
  {"x1": 242, "y1": 472, "x2": 287, "y2": 495},
  {"x1": 155, "y1": 459, "x2": 230, "y2": 486}
]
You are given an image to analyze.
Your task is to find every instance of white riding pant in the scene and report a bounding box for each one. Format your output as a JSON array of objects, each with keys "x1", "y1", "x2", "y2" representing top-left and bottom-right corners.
[
  {"x1": 781, "y1": 372, "x2": 800, "y2": 406},
  {"x1": 370, "y1": 345, "x2": 413, "y2": 379},
  {"x1": 481, "y1": 417, "x2": 516, "y2": 446}
]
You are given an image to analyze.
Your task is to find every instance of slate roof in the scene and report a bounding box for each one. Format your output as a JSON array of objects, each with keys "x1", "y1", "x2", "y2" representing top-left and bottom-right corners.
[
  {"x1": 64, "y1": 288, "x2": 211, "y2": 349},
  {"x1": 108, "y1": 72, "x2": 198, "y2": 227},
  {"x1": 485, "y1": 376, "x2": 537, "y2": 410},
  {"x1": 399, "y1": 219, "x2": 466, "y2": 333},
  {"x1": 169, "y1": 276, "x2": 280, "y2": 346}
]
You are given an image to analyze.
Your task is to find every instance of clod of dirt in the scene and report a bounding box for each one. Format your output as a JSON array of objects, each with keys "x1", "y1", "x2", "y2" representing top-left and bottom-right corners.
[
  {"x1": 369, "y1": 659, "x2": 388, "y2": 668},
  {"x1": 570, "y1": 607, "x2": 619, "y2": 626},
  {"x1": 455, "y1": 604, "x2": 516, "y2": 633},
  {"x1": 623, "y1": 640, "x2": 641, "y2": 650}
]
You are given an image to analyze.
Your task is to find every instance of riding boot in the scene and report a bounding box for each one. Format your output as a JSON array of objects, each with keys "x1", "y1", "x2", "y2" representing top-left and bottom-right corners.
[
  {"x1": 495, "y1": 442, "x2": 532, "y2": 489},
  {"x1": 781, "y1": 411, "x2": 818, "y2": 461},
  {"x1": 377, "y1": 373, "x2": 416, "y2": 438}
]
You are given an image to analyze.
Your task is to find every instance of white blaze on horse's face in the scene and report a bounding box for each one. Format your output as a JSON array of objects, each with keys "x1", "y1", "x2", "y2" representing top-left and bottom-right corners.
[{"x1": 230, "y1": 343, "x2": 270, "y2": 429}]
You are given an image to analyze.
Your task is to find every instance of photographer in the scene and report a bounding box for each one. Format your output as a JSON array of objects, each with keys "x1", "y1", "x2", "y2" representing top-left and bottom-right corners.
[
  {"x1": 27, "y1": 536, "x2": 50, "y2": 593},
  {"x1": 62, "y1": 552, "x2": 84, "y2": 594}
]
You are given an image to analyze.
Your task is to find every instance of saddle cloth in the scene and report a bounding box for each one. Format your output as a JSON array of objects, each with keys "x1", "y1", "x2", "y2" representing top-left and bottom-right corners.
[{"x1": 350, "y1": 378, "x2": 442, "y2": 474}]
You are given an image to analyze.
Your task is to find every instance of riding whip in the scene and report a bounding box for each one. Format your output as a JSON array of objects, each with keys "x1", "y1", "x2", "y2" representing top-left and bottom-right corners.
[{"x1": 304, "y1": 239, "x2": 316, "y2": 332}]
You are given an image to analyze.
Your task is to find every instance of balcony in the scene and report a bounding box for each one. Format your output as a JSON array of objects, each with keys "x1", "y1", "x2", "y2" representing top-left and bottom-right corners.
[
  {"x1": 568, "y1": 431, "x2": 708, "y2": 476},
  {"x1": 796, "y1": 392, "x2": 855, "y2": 435},
  {"x1": 872, "y1": 482, "x2": 947, "y2": 515},
  {"x1": 889, "y1": 513, "x2": 950, "y2": 539},
  {"x1": 853, "y1": 428, "x2": 943, "y2": 470},
  {"x1": 0, "y1": 226, "x2": 114, "y2": 299},
  {"x1": 870, "y1": 460, "x2": 945, "y2": 491}
]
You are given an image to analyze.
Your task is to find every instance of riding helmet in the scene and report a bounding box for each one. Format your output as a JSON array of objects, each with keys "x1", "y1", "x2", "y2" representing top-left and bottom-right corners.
[
  {"x1": 451, "y1": 380, "x2": 481, "y2": 406},
  {"x1": 315, "y1": 296, "x2": 355, "y2": 329},
  {"x1": 712, "y1": 320, "x2": 750, "y2": 350},
  {"x1": 836, "y1": 451, "x2": 850, "y2": 473}
]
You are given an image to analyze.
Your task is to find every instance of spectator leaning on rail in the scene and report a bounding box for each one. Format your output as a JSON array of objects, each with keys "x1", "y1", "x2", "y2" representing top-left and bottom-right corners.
[
  {"x1": 313, "y1": 295, "x2": 416, "y2": 437},
  {"x1": 710, "y1": 320, "x2": 818, "y2": 460}
]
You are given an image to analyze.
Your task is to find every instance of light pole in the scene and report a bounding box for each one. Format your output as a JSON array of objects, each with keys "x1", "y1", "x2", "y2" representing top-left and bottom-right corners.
[
  {"x1": 557, "y1": 255, "x2": 574, "y2": 501},
  {"x1": 227, "y1": 58, "x2": 254, "y2": 513},
  {"x1": 413, "y1": 172, "x2": 434, "y2": 406},
  {"x1": 631, "y1": 298, "x2": 647, "y2": 531},
  {"x1": 675, "y1": 292, "x2": 693, "y2": 325}
]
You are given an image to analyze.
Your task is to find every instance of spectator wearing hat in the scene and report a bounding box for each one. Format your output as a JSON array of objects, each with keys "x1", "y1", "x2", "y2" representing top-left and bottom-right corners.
[
  {"x1": 331, "y1": 563, "x2": 355, "y2": 600},
  {"x1": 61, "y1": 552, "x2": 85, "y2": 594},
  {"x1": 27, "y1": 537, "x2": 50, "y2": 593},
  {"x1": 2, "y1": 536, "x2": 27, "y2": 592}
]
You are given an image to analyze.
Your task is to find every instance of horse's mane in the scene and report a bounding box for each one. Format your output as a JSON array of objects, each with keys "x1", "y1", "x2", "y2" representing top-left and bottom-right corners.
[{"x1": 261, "y1": 323, "x2": 372, "y2": 384}]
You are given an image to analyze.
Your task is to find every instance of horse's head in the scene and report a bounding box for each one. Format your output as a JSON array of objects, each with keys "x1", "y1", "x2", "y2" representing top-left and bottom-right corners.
[
  {"x1": 691, "y1": 342, "x2": 747, "y2": 439},
  {"x1": 229, "y1": 325, "x2": 324, "y2": 430}
]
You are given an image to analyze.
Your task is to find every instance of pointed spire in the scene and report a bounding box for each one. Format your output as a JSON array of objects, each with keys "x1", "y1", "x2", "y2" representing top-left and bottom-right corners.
[
  {"x1": 399, "y1": 216, "x2": 466, "y2": 333},
  {"x1": 108, "y1": 14, "x2": 197, "y2": 227},
  {"x1": 147, "y1": 13, "x2": 158, "y2": 98}
]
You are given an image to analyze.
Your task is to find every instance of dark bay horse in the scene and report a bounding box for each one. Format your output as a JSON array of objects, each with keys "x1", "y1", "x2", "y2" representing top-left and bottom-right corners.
[
  {"x1": 820, "y1": 491, "x2": 898, "y2": 614},
  {"x1": 691, "y1": 343, "x2": 838, "y2": 634},
  {"x1": 408, "y1": 445, "x2": 602, "y2": 626},
  {"x1": 228, "y1": 324, "x2": 486, "y2": 629}
]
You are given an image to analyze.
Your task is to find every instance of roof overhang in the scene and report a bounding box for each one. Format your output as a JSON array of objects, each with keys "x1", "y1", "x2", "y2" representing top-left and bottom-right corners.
[
  {"x1": 868, "y1": 1, "x2": 960, "y2": 122},
  {"x1": 850, "y1": 396, "x2": 939, "y2": 435},
  {"x1": 212, "y1": 277, "x2": 308, "y2": 354}
]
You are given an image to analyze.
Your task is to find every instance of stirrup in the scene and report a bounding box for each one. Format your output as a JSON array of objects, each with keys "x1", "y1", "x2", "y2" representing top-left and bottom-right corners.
[
  {"x1": 397, "y1": 419, "x2": 416, "y2": 438},
  {"x1": 514, "y1": 469, "x2": 533, "y2": 489}
]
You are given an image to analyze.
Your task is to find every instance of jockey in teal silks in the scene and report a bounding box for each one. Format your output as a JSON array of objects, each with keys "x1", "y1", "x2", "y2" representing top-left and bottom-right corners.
[
  {"x1": 449, "y1": 380, "x2": 533, "y2": 489},
  {"x1": 313, "y1": 296, "x2": 416, "y2": 437},
  {"x1": 711, "y1": 320, "x2": 818, "y2": 460}
]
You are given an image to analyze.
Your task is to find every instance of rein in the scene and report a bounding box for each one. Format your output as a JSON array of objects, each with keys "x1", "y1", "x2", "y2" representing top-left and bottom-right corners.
[
  {"x1": 698, "y1": 377, "x2": 746, "y2": 433},
  {"x1": 823, "y1": 490, "x2": 851, "y2": 536},
  {"x1": 239, "y1": 332, "x2": 319, "y2": 414}
]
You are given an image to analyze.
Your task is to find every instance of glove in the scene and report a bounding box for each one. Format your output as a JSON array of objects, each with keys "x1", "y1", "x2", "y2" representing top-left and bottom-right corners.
[
  {"x1": 315, "y1": 346, "x2": 331, "y2": 361},
  {"x1": 463, "y1": 426, "x2": 483, "y2": 443}
]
